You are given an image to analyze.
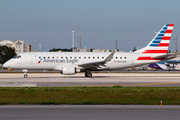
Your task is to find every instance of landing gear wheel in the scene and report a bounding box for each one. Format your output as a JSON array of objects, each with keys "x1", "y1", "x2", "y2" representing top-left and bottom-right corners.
[
  {"x1": 24, "y1": 74, "x2": 28, "y2": 78},
  {"x1": 87, "y1": 73, "x2": 92, "y2": 77},
  {"x1": 85, "y1": 72, "x2": 92, "y2": 77}
]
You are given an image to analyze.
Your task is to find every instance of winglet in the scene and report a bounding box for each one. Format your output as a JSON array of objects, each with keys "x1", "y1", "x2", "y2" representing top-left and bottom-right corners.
[{"x1": 104, "y1": 51, "x2": 115, "y2": 62}]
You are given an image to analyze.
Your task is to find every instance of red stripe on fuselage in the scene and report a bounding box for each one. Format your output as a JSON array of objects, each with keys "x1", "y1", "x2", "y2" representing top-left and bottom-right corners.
[
  {"x1": 142, "y1": 50, "x2": 167, "y2": 54},
  {"x1": 137, "y1": 57, "x2": 165, "y2": 60}
]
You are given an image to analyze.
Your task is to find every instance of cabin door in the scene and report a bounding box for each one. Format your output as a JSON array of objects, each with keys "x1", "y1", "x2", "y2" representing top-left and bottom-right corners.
[
  {"x1": 29, "y1": 53, "x2": 35, "y2": 65},
  {"x1": 130, "y1": 54, "x2": 135, "y2": 64}
]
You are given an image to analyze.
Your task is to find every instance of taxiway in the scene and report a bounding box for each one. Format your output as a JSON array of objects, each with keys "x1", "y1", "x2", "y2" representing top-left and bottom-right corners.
[{"x1": 0, "y1": 73, "x2": 180, "y2": 87}]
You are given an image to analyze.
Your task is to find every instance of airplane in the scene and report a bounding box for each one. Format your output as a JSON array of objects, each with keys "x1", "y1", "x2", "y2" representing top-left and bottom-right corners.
[
  {"x1": 148, "y1": 60, "x2": 180, "y2": 71},
  {"x1": 3, "y1": 24, "x2": 176, "y2": 78}
]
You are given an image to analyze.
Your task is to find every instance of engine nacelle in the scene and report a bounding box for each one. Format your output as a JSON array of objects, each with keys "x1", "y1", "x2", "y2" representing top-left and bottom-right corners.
[{"x1": 61, "y1": 66, "x2": 80, "y2": 75}]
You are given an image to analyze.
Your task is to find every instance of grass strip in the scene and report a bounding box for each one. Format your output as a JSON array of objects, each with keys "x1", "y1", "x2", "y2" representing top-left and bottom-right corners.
[{"x1": 0, "y1": 86, "x2": 180, "y2": 105}]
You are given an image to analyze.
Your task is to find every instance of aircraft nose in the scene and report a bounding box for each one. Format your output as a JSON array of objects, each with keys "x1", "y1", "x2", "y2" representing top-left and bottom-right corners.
[{"x1": 3, "y1": 61, "x2": 9, "y2": 68}]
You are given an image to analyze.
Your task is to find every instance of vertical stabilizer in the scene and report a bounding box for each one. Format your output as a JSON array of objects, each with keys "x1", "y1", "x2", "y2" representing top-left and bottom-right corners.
[{"x1": 137, "y1": 24, "x2": 174, "y2": 61}]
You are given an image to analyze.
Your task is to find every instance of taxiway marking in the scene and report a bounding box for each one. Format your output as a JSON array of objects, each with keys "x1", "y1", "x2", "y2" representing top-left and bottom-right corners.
[{"x1": 81, "y1": 82, "x2": 180, "y2": 87}]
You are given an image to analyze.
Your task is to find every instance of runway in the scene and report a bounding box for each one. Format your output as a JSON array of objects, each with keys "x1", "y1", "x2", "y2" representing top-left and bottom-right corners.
[
  {"x1": 0, "y1": 105, "x2": 180, "y2": 120},
  {"x1": 0, "y1": 73, "x2": 180, "y2": 87}
]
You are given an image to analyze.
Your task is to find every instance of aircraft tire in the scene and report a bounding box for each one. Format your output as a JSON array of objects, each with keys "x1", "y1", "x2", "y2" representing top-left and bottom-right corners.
[
  {"x1": 24, "y1": 74, "x2": 28, "y2": 78},
  {"x1": 85, "y1": 72, "x2": 87, "y2": 77},
  {"x1": 85, "y1": 72, "x2": 92, "y2": 77},
  {"x1": 88, "y1": 73, "x2": 92, "y2": 77}
]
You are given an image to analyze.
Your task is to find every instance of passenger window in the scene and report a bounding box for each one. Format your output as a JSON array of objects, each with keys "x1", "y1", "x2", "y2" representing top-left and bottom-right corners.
[
  {"x1": 102, "y1": 57, "x2": 104, "y2": 59},
  {"x1": 79, "y1": 57, "x2": 81, "y2": 59},
  {"x1": 74, "y1": 57, "x2": 76, "y2": 59},
  {"x1": 120, "y1": 57, "x2": 122, "y2": 59},
  {"x1": 52, "y1": 57, "x2": 54, "y2": 59},
  {"x1": 66, "y1": 57, "x2": 68, "y2": 59},
  {"x1": 89, "y1": 57, "x2": 90, "y2": 59},
  {"x1": 97, "y1": 57, "x2": 99, "y2": 59},
  {"x1": 84, "y1": 57, "x2": 86, "y2": 59},
  {"x1": 61, "y1": 57, "x2": 63, "y2": 59},
  {"x1": 125, "y1": 57, "x2": 126, "y2": 59},
  {"x1": 39, "y1": 57, "x2": 41, "y2": 59},
  {"x1": 48, "y1": 57, "x2": 50, "y2": 59},
  {"x1": 116, "y1": 57, "x2": 118, "y2": 59},
  {"x1": 93, "y1": 57, "x2": 95, "y2": 59},
  {"x1": 70, "y1": 57, "x2": 72, "y2": 59},
  {"x1": 43, "y1": 57, "x2": 45, "y2": 59}
]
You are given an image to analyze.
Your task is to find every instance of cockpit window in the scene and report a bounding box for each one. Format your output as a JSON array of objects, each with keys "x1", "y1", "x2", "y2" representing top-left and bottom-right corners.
[
  {"x1": 13, "y1": 55, "x2": 21, "y2": 59},
  {"x1": 13, "y1": 55, "x2": 17, "y2": 58},
  {"x1": 17, "y1": 56, "x2": 21, "y2": 59}
]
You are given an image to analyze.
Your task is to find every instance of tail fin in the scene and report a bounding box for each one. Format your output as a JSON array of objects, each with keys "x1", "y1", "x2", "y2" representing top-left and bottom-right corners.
[
  {"x1": 148, "y1": 61, "x2": 167, "y2": 70},
  {"x1": 148, "y1": 63, "x2": 164, "y2": 69},
  {"x1": 136, "y1": 24, "x2": 174, "y2": 61}
]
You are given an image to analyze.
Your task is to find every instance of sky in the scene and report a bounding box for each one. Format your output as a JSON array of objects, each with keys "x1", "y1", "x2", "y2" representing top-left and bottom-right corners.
[{"x1": 0, "y1": 0, "x2": 180, "y2": 52}]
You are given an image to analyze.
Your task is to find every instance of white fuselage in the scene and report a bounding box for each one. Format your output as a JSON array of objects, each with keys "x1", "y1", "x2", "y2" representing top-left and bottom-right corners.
[{"x1": 3, "y1": 52, "x2": 160, "y2": 71}]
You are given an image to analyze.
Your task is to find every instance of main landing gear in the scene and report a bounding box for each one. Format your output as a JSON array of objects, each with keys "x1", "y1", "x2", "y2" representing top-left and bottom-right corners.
[{"x1": 85, "y1": 71, "x2": 92, "y2": 77}]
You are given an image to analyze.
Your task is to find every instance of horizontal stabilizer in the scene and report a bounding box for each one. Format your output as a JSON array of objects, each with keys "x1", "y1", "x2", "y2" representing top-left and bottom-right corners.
[{"x1": 151, "y1": 53, "x2": 176, "y2": 60}]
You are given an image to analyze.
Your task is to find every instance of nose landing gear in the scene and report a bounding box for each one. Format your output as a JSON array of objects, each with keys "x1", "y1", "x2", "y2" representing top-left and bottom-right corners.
[
  {"x1": 22, "y1": 69, "x2": 28, "y2": 78},
  {"x1": 24, "y1": 74, "x2": 28, "y2": 78}
]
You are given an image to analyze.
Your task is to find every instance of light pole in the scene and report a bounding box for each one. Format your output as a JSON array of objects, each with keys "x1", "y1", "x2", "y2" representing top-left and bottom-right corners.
[
  {"x1": 71, "y1": 31, "x2": 75, "y2": 49},
  {"x1": 39, "y1": 44, "x2": 41, "y2": 52}
]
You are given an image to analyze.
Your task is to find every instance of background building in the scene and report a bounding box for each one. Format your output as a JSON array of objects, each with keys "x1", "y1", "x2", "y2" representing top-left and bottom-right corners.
[
  {"x1": 93, "y1": 49, "x2": 110, "y2": 52},
  {"x1": 73, "y1": 48, "x2": 91, "y2": 52},
  {"x1": 0, "y1": 40, "x2": 32, "y2": 54}
]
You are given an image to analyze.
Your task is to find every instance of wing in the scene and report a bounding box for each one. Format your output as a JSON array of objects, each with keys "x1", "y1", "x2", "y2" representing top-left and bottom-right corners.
[{"x1": 77, "y1": 51, "x2": 115, "y2": 69}]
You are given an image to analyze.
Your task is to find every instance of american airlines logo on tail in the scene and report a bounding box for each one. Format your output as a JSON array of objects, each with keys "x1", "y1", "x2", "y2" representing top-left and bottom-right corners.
[{"x1": 137, "y1": 24, "x2": 174, "y2": 60}]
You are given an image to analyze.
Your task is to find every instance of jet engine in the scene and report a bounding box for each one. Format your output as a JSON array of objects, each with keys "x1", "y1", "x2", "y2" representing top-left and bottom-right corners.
[{"x1": 61, "y1": 66, "x2": 81, "y2": 75}]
